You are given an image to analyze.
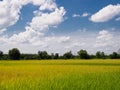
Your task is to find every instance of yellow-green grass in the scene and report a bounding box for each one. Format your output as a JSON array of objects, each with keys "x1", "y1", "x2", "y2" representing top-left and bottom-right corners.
[{"x1": 0, "y1": 59, "x2": 120, "y2": 90}]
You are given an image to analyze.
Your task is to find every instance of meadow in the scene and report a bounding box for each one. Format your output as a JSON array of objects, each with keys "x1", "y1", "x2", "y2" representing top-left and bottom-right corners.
[{"x1": 0, "y1": 59, "x2": 120, "y2": 90}]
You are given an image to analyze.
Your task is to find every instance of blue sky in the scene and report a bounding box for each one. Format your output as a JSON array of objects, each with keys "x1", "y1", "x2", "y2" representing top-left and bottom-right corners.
[{"x1": 0, "y1": 0, "x2": 120, "y2": 54}]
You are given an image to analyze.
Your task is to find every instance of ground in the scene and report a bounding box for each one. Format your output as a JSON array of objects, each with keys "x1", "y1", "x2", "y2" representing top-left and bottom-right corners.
[{"x1": 0, "y1": 59, "x2": 120, "y2": 90}]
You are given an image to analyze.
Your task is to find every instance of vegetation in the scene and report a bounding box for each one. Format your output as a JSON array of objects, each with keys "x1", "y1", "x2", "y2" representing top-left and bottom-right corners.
[
  {"x1": 96, "y1": 51, "x2": 105, "y2": 59},
  {"x1": 63, "y1": 51, "x2": 73, "y2": 59},
  {"x1": 0, "y1": 50, "x2": 3, "y2": 60},
  {"x1": 110, "y1": 52, "x2": 120, "y2": 59},
  {"x1": 0, "y1": 48, "x2": 120, "y2": 60},
  {"x1": 8, "y1": 48, "x2": 21, "y2": 60},
  {"x1": 77, "y1": 49, "x2": 90, "y2": 59},
  {"x1": 38, "y1": 51, "x2": 49, "y2": 59},
  {"x1": 0, "y1": 60, "x2": 120, "y2": 90}
]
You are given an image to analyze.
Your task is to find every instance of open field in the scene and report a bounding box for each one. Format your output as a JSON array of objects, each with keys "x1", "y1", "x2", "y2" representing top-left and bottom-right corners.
[{"x1": 0, "y1": 59, "x2": 120, "y2": 90}]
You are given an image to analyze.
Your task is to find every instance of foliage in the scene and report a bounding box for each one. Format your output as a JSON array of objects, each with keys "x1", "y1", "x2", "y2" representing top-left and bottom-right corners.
[
  {"x1": 77, "y1": 49, "x2": 90, "y2": 59},
  {"x1": 0, "y1": 50, "x2": 3, "y2": 60},
  {"x1": 0, "y1": 48, "x2": 120, "y2": 60},
  {"x1": 63, "y1": 51, "x2": 73, "y2": 59},
  {"x1": 21, "y1": 54, "x2": 39, "y2": 60},
  {"x1": 8, "y1": 48, "x2": 21, "y2": 60},
  {"x1": 110, "y1": 52, "x2": 120, "y2": 59},
  {"x1": 51, "y1": 53, "x2": 59, "y2": 59},
  {"x1": 38, "y1": 51, "x2": 49, "y2": 59},
  {"x1": 96, "y1": 51, "x2": 106, "y2": 59}
]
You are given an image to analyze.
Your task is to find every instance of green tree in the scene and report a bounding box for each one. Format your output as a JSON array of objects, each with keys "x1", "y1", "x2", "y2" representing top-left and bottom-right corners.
[
  {"x1": 9, "y1": 48, "x2": 21, "y2": 60},
  {"x1": 0, "y1": 50, "x2": 3, "y2": 60},
  {"x1": 63, "y1": 51, "x2": 73, "y2": 59},
  {"x1": 101, "y1": 52, "x2": 105, "y2": 59},
  {"x1": 96, "y1": 51, "x2": 106, "y2": 59},
  {"x1": 38, "y1": 51, "x2": 49, "y2": 59},
  {"x1": 96, "y1": 51, "x2": 101, "y2": 58},
  {"x1": 51, "y1": 53, "x2": 59, "y2": 59},
  {"x1": 110, "y1": 52, "x2": 119, "y2": 59},
  {"x1": 54, "y1": 53, "x2": 59, "y2": 59},
  {"x1": 77, "y1": 49, "x2": 89, "y2": 59},
  {"x1": 51, "y1": 53, "x2": 54, "y2": 59}
]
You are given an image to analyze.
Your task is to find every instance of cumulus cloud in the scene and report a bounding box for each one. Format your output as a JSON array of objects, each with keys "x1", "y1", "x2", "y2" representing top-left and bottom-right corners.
[
  {"x1": 39, "y1": 0, "x2": 57, "y2": 11},
  {"x1": 8, "y1": 7, "x2": 66, "y2": 45},
  {"x1": 90, "y1": 4, "x2": 120, "y2": 22},
  {"x1": 0, "y1": 0, "x2": 22, "y2": 29},
  {"x1": 0, "y1": 0, "x2": 58, "y2": 30},
  {"x1": 57, "y1": 36, "x2": 70, "y2": 43},
  {"x1": 72, "y1": 14, "x2": 81, "y2": 18},
  {"x1": 29, "y1": 7, "x2": 65, "y2": 32},
  {"x1": 81, "y1": 12, "x2": 90, "y2": 17},
  {"x1": 65, "y1": 42, "x2": 85, "y2": 49},
  {"x1": 0, "y1": 28, "x2": 6, "y2": 35},
  {"x1": 0, "y1": 0, "x2": 68, "y2": 48},
  {"x1": 94, "y1": 30, "x2": 114, "y2": 47}
]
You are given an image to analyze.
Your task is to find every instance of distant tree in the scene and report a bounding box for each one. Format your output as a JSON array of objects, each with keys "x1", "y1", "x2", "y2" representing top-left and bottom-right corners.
[
  {"x1": 77, "y1": 49, "x2": 89, "y2": 59},
  {"x1": 0, "y1": 50, "x2": 3, "y2": 59},
  {"x1": 63, "y1": 51, "x2": 73, "y2": 59},
  {"x1": 21, "y1": 54, "x2": 38, "y2": 60},
  {"x1": 9, "y1": 48, "x2": 21, "y2": 60},
  {"x1": 51, "y1": 53, "x2": 54, "y2": 59},
  {"x1": 38, "y1": 51, "x2": 42, "y2": 59},
  {"x1": 38, "y1": 51, "x2": 49, "y2": 59},
  {"x1": 96, "y1": 51, "x2": 101, "y2": 58},
  {"x1": 54, "y1": 53, "x2": 59, "y2": 59},
  {"x1": 101, "y1": 52, "x2": 106, "y2": 59},
  {"x1": 110, "y1": 52, "x2": 119, "y2": 59},
  {"x1": 89, "y1": 54, "x2": 96, "y2": 59},
  {"x1": 51, "y1": 53, "x2": 59, "y2": 59},
  {"x1": 2, "y1": 54, "x2": 9, "y2": 60},
  {"x1": 96, "y1": 51, "x2": 106, "y2": 59}
]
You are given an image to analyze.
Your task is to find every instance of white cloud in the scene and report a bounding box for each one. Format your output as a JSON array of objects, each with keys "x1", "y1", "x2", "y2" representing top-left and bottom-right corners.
[
  {"x1": 57, "y1": 36, "x2": 70, "y2": 43},
  {"x1": 77, "y1": 28, "x2": 86, "y2": 32},
  {"x1": 7, "y1": 7, "x2": 66, "y2": 45},
  {"x1": 29, "y1": 7, "x2": 66, "y2": 32},
  {"x1": 0, "y1": 0, "x2": 67, "y2": 48},
  {"x1": 39, "y1": 0, "x2": 57, "y2": 11},
  {"x1": 90, "y1": 4, "x2": 120, "y2": 22},
  {"x1": 111, "y1": 28, "x2": 116, "y2": 31},
  {"x1": 73, "y1": 12, "x2": 90, "y2": 18},
  {"x1": 0, "y1": 28, "x2": 6, "y2": 35},
  {"x1": 115, "y1": 17, "x2": 120, "y2": 21},
  {"x1": 72, "y1": 14, "x2": 80, "y2": 18},
  {"x1": 0, "y1": 0, "x2": 22, "y2": 29},
  {"x1": 94, "y1": 30, "x2": 114, "y2": 47},
  {"x1": 0, "y1": 28, "x2": 119, "y2": 54},
  {"x1": 0, "y1": 0, "x2": 58, "y2": 30},
  {"x1": 65, "y1": 42, "x2": 85, "y2": 49},
  {"x1": 81, "y1": 12, "x2": 90, "y2": 17}
]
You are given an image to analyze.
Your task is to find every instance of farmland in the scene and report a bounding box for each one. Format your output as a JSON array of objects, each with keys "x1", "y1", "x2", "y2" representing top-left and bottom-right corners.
[{"x1": 0, "y1": 59, "x2": 120, "y2": 90}]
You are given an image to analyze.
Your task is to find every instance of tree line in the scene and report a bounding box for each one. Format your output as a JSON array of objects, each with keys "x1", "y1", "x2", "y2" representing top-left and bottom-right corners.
[{"x1": 0, "y1": 48, "x2": 120, "y2": 60}]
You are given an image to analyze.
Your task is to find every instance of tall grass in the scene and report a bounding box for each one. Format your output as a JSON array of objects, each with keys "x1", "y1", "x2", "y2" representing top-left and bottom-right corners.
[{"x1": 0, "y1": 59, "x2": 120, "y2": 90}]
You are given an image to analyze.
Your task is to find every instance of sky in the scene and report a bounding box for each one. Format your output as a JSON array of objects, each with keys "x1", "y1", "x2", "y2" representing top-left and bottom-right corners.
[{"x1": 0, "y1": 0, "x2": 120, "y2": 54}]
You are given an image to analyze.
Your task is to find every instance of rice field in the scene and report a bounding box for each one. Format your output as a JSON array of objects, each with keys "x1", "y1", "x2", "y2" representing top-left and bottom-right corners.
[{"x1": 0, "y1": 59, "x2": 120, "y2": 90}]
